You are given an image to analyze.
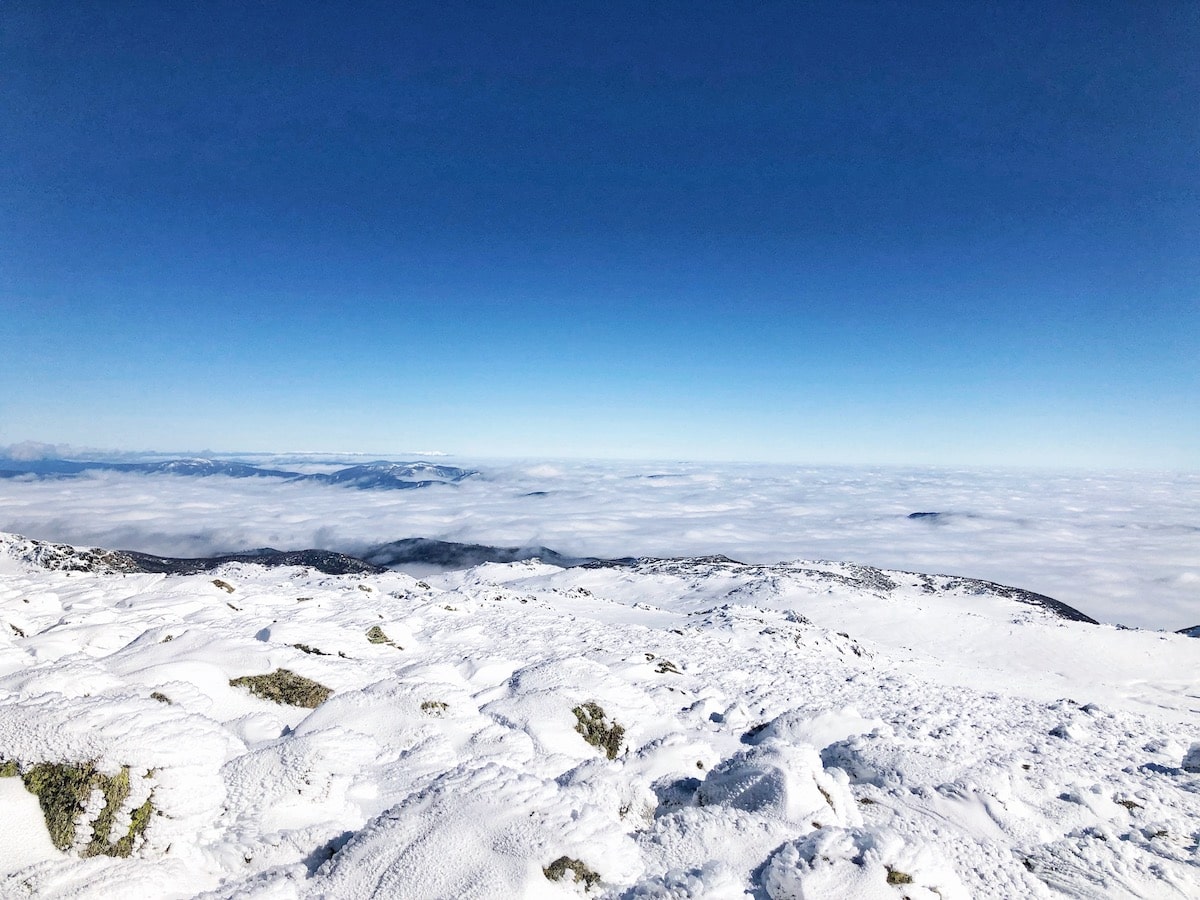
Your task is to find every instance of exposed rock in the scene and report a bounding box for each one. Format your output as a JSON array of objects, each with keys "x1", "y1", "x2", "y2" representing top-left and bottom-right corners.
[{"x1": 361, "y1": 537, "x2": 632, "y2": 570}]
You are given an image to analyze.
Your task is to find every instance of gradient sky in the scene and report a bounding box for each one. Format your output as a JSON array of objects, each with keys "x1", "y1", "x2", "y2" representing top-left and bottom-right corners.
[{"x1": 2, "y1": 1, "x2": 1197, "y2": 466}]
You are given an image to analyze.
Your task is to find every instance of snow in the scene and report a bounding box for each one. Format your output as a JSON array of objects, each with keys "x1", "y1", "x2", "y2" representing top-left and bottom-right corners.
[
  {"x1": 0, "y1": 778, "x2": 64, "y2": 873},
  {"x1": 0, "y1": 532, "x2": 1198, "y2": 897}
]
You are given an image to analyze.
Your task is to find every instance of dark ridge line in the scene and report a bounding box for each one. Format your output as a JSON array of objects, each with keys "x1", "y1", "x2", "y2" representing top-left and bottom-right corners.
[
  {"x1": 9, "y1": 531, "x2": 1098, "y2": 624},
  {"x1": 121, "y1": 549, "x2": 386, "y2": 576},
  {"x1": 359, "y1": 537, "x2": 636, "y2": 570}
]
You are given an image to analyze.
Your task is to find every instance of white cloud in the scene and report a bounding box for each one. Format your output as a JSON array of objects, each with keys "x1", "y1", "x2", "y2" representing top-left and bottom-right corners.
[
  {"x1": 1, "y1": 441, "x2": 81, "y2": 461},
  {"x1": 0, "y1": 461, "x2": 1196, "y2": 630}
]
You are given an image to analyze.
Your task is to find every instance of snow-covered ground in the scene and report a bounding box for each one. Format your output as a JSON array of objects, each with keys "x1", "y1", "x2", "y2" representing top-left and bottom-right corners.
[{"x1": 1, "y1": 532, "x2": 1198, "y2": 898}]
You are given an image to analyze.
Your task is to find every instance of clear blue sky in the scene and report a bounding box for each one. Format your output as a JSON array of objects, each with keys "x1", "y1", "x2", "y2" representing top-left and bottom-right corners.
[{"x1": 2, "y1": 1, "x2": 1196, "y2": 466}]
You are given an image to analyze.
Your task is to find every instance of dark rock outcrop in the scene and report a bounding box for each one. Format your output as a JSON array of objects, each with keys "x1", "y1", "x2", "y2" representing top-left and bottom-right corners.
[
  {"x1": 121, "y1": 548, "x2": 386, "y2": 576},
  {"x1": 360, "y1": 538, "x2": 631, "y2": 570}
]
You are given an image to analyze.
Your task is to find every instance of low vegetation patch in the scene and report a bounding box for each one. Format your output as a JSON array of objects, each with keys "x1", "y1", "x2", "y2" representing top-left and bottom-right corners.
[
  {"x1": 3, "y1": 760, "x2": 153, "y2": 857},
  {"x1": 365, "y1": 625, "x2": 399, "y2": 647},
  {"x1": 572, "y1": 702, "x2": 625, "y2": 760},
  {"x1": 543, "y1": 855, "x2": 601, "y2": 890},
  {"x1": 292, "y1": 642, "x2": 330, "y2": 656},
  {"x1": 229, "y1": 669, "x2": 332, "y2": 708},
  {"x1": 114, "y1": 794, "x2": 155, "y2": 857},
  {"x1": 885, "y1": 866, "x2": 913, "y2": 885}
]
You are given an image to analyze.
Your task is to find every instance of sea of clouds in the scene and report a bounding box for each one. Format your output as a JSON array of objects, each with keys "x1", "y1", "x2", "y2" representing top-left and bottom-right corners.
[{"x1": 0, "y1": 459, "x2": 1196, "y2": 630}]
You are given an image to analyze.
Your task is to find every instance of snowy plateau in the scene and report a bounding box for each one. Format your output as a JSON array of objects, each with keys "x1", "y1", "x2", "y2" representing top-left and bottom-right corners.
[{"x1": 1, "y1": 530, "x2": 1198, "y2": 899}]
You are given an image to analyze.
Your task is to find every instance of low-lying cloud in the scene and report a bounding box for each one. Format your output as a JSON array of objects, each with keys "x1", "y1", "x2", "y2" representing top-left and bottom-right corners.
[{"x1": 0, "y1": 460, "x2": 1196, "y2": 630}]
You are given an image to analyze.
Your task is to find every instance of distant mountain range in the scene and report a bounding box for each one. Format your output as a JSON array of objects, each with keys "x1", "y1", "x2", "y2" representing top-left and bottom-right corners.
[
  {"x1": 0, "y1": 458, "x2": 476, "y2": 491},
  {"x1": 360, "y1": 537, "x2": 637, "y2": 570}
]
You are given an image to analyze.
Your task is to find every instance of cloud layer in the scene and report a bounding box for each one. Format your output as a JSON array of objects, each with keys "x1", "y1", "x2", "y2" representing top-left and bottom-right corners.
[{"x1": 0, "y1": 460, "x2": 1195, "y2": 630}]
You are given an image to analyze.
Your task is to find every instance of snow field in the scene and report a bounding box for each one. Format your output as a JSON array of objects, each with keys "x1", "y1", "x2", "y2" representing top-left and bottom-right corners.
[{"x1": 0, "y1": 537, "x2": 1198, "y2": 897}]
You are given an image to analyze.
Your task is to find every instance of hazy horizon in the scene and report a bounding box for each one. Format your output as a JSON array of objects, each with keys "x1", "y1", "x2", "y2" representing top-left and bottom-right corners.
[{"x1": 3, "y1": 439, "x2": 1198, "y2": 475}]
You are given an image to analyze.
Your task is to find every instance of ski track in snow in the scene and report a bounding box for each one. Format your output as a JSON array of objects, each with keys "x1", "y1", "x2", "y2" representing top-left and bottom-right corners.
[{"x1": 1, "y1": 534, "x2": 1199, "y2": 898}]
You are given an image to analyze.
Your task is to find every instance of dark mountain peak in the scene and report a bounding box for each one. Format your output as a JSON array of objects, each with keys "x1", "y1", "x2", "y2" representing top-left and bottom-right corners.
[
  {"x1": 308, "y1": 462, "x2": 477, "y2": 490},
  {"x1": 360, "y1": 537, "x2": 621, "y2": 570},
  {"x1": 121, "y1": 548, "x2": 385, "y2": 575}
]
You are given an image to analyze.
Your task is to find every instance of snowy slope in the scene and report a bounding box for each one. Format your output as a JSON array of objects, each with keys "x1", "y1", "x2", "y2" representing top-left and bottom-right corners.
[{"x1": 1, "y1": 533, "x2": 1198, "y2": 898}]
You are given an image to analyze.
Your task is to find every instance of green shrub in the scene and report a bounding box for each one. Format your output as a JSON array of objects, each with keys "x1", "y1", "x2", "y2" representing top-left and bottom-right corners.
[
  {"x1": 114, "y1": 796, "x2": 154, "y2": 857},
  {"x1": 230, "y1": 669, "x2": 332, "y2": 708},
  {"x1": 572, "y1": 702, "x2": 624, "y2": 760},
  {"x1": 365, "y1": 625, "x2": 398, "y2": 647},
  {"x1": 292, "y1": 642, "x2": 330, "y2": 656},
  {"x1": 543, "y1": 855, "x2": 600, "y2": 889},
  {"x1": 17, "y1": 762, "x2": 152, "y2": 857}
]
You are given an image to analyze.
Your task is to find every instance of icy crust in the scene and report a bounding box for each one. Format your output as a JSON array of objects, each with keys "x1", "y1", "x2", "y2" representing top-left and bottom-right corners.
[{"x1": 0, "y1": 538, "x2": 1197, "y2": 897}]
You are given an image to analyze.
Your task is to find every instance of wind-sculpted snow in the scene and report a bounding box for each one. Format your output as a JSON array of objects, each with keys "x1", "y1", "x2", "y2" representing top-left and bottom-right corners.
[{"x1": 1, "y1": 533, "x2": 1198, "y2": 898}]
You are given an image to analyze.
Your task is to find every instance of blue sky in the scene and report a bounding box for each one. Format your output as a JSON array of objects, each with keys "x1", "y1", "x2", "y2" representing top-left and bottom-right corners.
[{"x1": 2, "y1": 1, "x2": 1196, "y2": 466}]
